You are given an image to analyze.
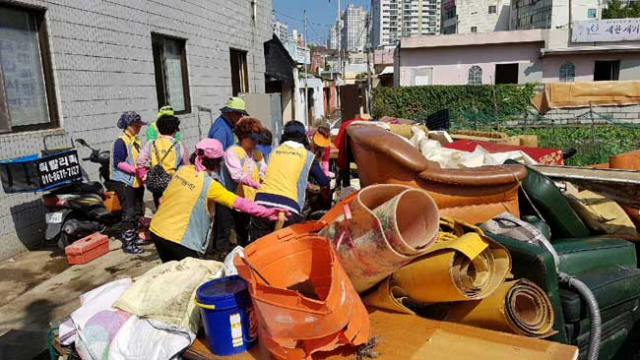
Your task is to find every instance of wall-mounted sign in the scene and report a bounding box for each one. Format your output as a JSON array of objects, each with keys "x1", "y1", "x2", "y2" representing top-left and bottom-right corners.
[
  {"x1": 36, "y1": 151, "x2": 82, "y2": 188},
  {"x1": 572, "y1": 18, "x2": 640, "y2": 43}
]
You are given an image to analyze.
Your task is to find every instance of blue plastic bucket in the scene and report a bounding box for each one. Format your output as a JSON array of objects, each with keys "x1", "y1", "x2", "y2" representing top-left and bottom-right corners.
[{"x1": 195, "y1": 275, "x2": 256, "y2": 356}]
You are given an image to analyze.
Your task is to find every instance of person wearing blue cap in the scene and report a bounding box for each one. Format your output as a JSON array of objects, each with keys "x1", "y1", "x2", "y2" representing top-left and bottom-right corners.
[{"x1": 111, "y1": 111, "x2": 148, "y2": 254}]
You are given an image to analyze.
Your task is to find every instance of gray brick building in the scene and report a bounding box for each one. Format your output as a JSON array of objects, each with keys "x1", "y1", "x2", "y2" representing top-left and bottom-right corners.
[{"x1": 0, "y1": 0, "x2": 273, "y2": 260}]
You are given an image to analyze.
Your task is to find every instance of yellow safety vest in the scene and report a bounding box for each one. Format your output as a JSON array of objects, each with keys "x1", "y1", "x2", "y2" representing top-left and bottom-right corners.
[{"x1": 150, "y1": 165, "x2": 237, "y2": 253}]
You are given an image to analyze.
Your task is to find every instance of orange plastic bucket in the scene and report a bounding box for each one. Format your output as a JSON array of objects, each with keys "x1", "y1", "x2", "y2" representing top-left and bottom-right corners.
[{"x1": 234, "y1": 227, "x2": 369, "y2": 359}]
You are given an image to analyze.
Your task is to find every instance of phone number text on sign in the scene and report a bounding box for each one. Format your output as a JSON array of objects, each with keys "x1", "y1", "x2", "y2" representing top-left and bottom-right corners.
[
  {"x1": 35, "y1": 151, "x2": 82, "y2": 187},
  {"x1": 40, "y1": 165, "x2": 81, "y2": 185}
]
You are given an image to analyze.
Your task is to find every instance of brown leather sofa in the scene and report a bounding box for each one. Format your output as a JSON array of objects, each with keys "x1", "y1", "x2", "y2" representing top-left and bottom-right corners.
[{"x1": 346, "y1": 125, "x2": 528, "y2": 224}]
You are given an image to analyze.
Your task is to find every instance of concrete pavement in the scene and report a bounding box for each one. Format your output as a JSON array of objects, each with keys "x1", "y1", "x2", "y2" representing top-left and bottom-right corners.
[{"x1": 0, "y1": 239, "x2": 161, "y2": 359}]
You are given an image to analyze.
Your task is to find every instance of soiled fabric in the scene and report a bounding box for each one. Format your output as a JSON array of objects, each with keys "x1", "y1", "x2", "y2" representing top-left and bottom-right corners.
[
  {"x1": 60, "y1": 279, "x2": 133, "y2": 360},
  {"x1": 565, "y1": 190, "x2": 637, "y2": 236},
  {"x1": 109, "y1": 316, "x2": 195, "y2": 360},
  {"x1": 113, "y1": 258, "x2": 223, "y2": 333},
  {"x1": 481, "y1": 212, "x2": 560, "y2": 269},
  {"x1": 320, "y1": 184, "x2": 440, "y2": 292},
  {"x1": 408, "y1": 128, "x2": 538, "y2": 169},
  {"x1": 364, "y1": 217, "x2": 510, "y2": 307}
]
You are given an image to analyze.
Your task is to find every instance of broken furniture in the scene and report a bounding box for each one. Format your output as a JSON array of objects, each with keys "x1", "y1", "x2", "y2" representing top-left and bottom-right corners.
[
  {"x1": 346, "y1": 125, "x2": 528, "y2": 224},
  {"x1": 486, "y1": 163, "x2": 640, "y2": 359},
  {"x1": 531, "y1": 164, "x2": 640, "y2": 209}
]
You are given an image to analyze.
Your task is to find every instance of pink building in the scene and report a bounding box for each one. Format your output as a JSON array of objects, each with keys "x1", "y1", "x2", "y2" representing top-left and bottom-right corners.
[{"x1": 396, "y1": 24, "x2": 640, "y2": 86}]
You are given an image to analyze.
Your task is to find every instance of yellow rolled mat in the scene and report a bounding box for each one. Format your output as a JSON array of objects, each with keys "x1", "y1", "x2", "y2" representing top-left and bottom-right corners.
[
  {"x1": 365, "y1": 217, "x2": 510, "y2": 310},
  {"x1": 445, "y1": 279, "x2": 555, "y2": 338}
]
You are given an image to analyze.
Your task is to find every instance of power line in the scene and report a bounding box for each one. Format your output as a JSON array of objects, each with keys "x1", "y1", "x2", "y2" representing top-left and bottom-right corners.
[{"x1": 273, "y1": 9, "x2": 333, "y2": 27}]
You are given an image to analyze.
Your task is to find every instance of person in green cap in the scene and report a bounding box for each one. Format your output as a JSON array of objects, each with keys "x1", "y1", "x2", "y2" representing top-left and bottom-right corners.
[
  {"x1": 208, "y1": 97, "x2": 249, "y2": 150},
  {"x1": 147, "y1": 105, "x2": 181, "y2": 141}
]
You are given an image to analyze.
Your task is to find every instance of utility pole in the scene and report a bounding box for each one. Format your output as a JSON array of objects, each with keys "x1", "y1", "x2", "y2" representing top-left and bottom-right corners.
[
  {"x1": 366, "y1": 12, "x2": 373, "y2": 115},
  {"x1": 568, "y1": 0, "x2": 573, "y2": 30},
  {"x1": 337, "y1": 0, "x2": 342, "y2": 109},
  {"x1": 304, "y1": 9, "x2": 310, "y2": 126},
  {"x1": 338, "y1": 0, "x2": 344, "y2": 78}
]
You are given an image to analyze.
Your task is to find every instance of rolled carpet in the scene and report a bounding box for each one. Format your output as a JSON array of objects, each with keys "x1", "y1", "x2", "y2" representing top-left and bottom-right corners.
[
  {"x1": 320, "y1": 184, "x2": 440, "y2": 293},
  {"x1": 364, "y1": 217, "x2": 511, "y2": 307},
  {"x1": 444, "y1": 279, "x2": 555, "y2": 338}
]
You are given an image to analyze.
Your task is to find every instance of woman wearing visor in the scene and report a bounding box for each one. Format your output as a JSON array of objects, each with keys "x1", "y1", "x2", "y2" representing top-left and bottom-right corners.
[{"x1": 215, "y1": 117, "x2": 267, "y2": 252}]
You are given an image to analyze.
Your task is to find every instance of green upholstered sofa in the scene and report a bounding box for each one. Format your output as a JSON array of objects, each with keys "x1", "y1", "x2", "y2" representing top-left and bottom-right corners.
[{"x1": 486, "y1": 164, "x2": 640, "y2": 360}]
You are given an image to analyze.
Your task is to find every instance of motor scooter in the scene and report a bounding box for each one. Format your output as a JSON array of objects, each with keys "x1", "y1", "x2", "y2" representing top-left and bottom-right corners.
[{"x1": 42, "y1": 139, "x2": 121, "y2": 249}]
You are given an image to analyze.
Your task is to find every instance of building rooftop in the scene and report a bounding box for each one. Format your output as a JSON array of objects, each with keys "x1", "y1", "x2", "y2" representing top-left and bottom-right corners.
[{"x1": 399, "y1": 30, "x2": 546, "y2": 49}]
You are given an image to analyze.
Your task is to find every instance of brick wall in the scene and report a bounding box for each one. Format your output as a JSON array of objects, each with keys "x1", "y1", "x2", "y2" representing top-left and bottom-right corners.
[
  {"x1": 0, "y1": 0, "x2": 272, "y2": 260},
  {"x1": 523, "y1": 104, "x2": 640, "y2": 125}
]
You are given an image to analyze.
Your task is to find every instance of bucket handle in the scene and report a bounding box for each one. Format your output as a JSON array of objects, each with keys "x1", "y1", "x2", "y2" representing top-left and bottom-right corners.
[
  {"x1": 193, "y1": 299, "x2": 216, "y2": 310},
  {"x1": 241, "y1": 257, "x2": 272, "y2": 286}
]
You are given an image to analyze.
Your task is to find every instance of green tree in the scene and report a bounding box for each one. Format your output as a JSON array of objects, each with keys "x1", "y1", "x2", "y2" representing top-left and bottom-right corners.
[
  {"x1": 603, "y1": 0, "x2": 640, "y2": 18},
  {"x1": 629, "y1": 1, "x2": 640, "y2": 17}
]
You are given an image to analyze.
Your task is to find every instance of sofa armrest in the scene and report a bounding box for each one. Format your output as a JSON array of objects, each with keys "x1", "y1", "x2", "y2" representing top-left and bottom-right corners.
[
  {"x1": 486, "y1": 233, "x2": 568, "y2": 343},
  {"x1": 347, "y1": 124, "x2": 429, "y2": 173},
  {"x1": 419, "y1": 164, "x2": 527, "y2": 186}
]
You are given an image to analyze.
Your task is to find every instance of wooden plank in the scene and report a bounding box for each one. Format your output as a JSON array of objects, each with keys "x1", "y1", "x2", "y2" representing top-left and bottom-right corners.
[
  {"x1": 184, "y1": 311, "x2": 578, "y2": 360},
  {"x1": 531, "y1": 165, "x2": 640, "y2": 208}
]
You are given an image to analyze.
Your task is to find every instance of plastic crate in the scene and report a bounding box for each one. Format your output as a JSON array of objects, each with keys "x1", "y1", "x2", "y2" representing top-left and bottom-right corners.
[
  {"x1": 65, "y1": 233, "x2": 109, "y2": 265},
  {"x1": 0, "y1": 150, "x2": 82, "y2": 193}
]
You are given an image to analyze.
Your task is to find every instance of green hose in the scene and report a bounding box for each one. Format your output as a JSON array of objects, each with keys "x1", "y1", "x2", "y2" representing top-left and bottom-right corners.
[{"x1": 47, "y1": 326, "x2": 59, "y2": 360}]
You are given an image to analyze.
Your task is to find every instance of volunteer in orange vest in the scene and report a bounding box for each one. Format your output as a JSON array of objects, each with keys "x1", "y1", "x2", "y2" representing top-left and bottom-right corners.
[
  {"x1": 149, "y1": 139, "x2": 288, "y2": 263},
  {"x1": 249, "y1": 120, "x2": 330, "y2": 241},
  {"x1": 136, "y1": 114, "x2": 189, "y2": 209},
  {"x1": 111, "y1": 111, "x2": 147, "y2": 254},
  {"x1": 215, "y1": 117, "x2": 267, "y2": 252}
]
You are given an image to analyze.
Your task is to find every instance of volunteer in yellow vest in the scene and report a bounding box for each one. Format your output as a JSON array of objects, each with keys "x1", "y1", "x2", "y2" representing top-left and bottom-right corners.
[
  {"x1": 111, "y1": 111, "x2": 147, "y2": 255},
  {"x1": 146, "y1": 105, "x2": 181, "y2": 141},
  {"x1": 137, "y1": 115, "x2": 189, "y2": 209},
  {"x1": 249, "y1": 120, "x2": 330, "y2": 241},
  {"x1": 149, "y1": 139, "x2": 288, "y2": 263},
  {"x1": 214, "y1": 117, "x2": 266, "y2": 252}
]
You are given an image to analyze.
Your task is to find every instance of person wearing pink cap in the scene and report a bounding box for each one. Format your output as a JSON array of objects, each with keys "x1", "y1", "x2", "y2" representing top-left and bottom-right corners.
[{"x1": 149, "y1": 139, "x2": 288, "y2": 262}]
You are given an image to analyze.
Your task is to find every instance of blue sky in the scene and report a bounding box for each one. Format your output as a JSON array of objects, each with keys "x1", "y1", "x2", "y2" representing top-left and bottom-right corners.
[{"x1": 272, "y1": 0, "x2": 370, "y2": 44}]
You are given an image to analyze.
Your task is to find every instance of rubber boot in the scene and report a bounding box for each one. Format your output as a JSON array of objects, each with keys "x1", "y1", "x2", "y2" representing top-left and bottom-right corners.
[{"x1": 122, "y1": 228, "x2": 144, "y2": 254}]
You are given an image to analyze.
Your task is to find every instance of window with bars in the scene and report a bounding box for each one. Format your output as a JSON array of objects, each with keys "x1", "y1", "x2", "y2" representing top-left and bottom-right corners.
[
  {"x1": 489, "y1": 5, "x2": 497, "y2": 14},
  {"x1": 152, "y1": 34, "x2": 191, "y2": 114},
  {"x1": 559, "y1": 62, "x2": 575, "y2": 82},
  {"x1": 0, "y1": 4, "x2": 58, "y2": 133},
  {"x1": 468, "y1": 65, "x2": 482, "y2": 85}
]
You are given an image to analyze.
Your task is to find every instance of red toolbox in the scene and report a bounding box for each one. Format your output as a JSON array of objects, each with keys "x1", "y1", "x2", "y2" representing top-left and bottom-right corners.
[{"x1": 65, "y1": 233, "x2": 109, "y2": 265}]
